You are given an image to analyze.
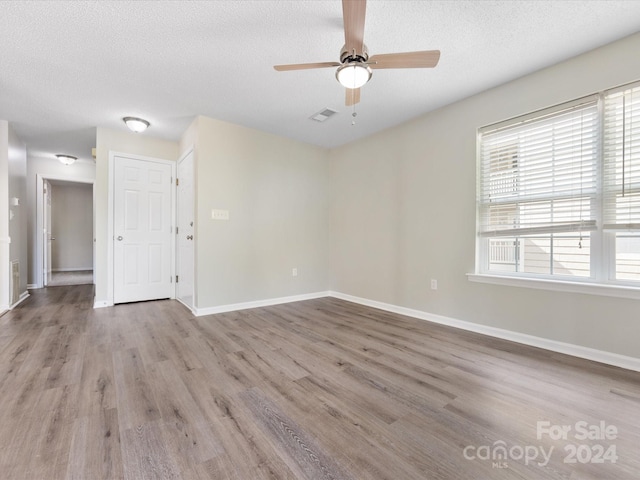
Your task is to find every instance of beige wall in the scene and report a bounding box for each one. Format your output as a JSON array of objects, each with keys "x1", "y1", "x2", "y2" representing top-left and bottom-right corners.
[
  {"x1": 185, "y1": 116, "x2": 329, "y2": 309},
  {"x1": 94, "y1": 127, "x2": 179, "y2": 305},
  {"x1": 329, "y1": 32, "x2": 640, "y2": 359},
  {"x1": 51, "y1": 183, "x2": 93, "y2": 271}
]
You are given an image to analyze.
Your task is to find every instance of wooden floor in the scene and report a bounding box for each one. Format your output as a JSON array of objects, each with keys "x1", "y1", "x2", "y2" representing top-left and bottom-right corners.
[{"x1": 0, "y1": 286, "x2": 639, "y2": 479}]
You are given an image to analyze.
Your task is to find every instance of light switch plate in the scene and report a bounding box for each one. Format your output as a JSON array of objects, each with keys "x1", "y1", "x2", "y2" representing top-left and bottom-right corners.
[{"x1": 211, "y1": 209, "x2": 230, "y2": 220}]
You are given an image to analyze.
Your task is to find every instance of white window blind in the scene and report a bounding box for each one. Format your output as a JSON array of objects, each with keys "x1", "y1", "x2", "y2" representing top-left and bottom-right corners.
[
  {"x1": 477, "y1": 81, "x2": 640, "y2": 285},
  {"x1": 603, "y1": 84, "x2": 640, "y2": 230},
  {"x1": 479, "y1": 100, "x2": 599, "y2": 238}
]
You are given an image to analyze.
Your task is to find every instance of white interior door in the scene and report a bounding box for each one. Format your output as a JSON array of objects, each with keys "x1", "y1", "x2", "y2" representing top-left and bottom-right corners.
[
  {"x1": 176, "y1": 150, "x2": 194, "y2": 309},
  {"x1": 43, "y1": 180, "x2": 53, "y2": 286},
  {"x1": 113, "y1": 156, "x2": 173, "y2": 304}
]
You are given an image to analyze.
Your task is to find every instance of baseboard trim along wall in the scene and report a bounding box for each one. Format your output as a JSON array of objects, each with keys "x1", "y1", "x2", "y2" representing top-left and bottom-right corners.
[
  {"x1": 328, "y1": 291, "x2": 640, "y2": 373},
  {"x1": 194, "y1": 291, "x2": 331, "y2": 316},
  {"x1": 27, "y1": 284, "x2": 37, "y2": 290},
  {"x1": 52, "y1": 267, "x2": 93, "y2": 272},
  {"x1": 93, "y1": 299, "x2": 114, "y2": 309},
  {"x1": 10, "y1": 291, "x2": 30, "y2": 310}
]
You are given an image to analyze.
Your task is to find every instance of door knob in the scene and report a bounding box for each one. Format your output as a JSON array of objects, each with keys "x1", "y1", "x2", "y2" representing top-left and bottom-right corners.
[
  {"x1": 187, "y1": 235, "x2": 193, "y2": 240},
  {"x1": 117, "y1": 236, "x2": 123, "y2": 241}
]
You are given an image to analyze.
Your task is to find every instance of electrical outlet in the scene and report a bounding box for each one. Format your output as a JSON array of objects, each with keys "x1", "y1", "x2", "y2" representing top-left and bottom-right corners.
[
  {"x1": 292, "y1": 268, "x2": 298, "y2": 277},
  {"x1": 211, "y1": 209, "x2": 229, "y2": 220},
  {"x1": 430, "y1": 279, "x2": 438, "y2": 290}
]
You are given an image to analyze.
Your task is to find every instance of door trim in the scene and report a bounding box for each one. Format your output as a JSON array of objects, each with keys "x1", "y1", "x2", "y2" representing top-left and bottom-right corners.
[
  {"x1": 35, "y1": 174, "x2": 95, "y2": 289},
  {"x1": 107, "y1": 151, "x2": 176, "y2": 306},
  {"x1": 176, "y1": 146, "x2": 196, "y2": 312}
]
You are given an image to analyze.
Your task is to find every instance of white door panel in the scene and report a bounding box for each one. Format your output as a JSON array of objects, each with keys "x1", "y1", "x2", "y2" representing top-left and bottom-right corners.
[{"x1": 114, "y1": 156, "x2": 173, "y2": 304}]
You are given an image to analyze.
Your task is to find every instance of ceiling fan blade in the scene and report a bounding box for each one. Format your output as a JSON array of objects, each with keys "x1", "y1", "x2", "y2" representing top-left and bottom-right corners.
[
  {"x1": 343, "y1": 0, "x2": 366, "y2": 55},
  {"x1": 274, "y1": 62, "x2": 340, "y2": 72},
  {"x1": 345, "y1": 87, "x2": 361, "y2": 106},
  {"x1": 368, "y1": 50, "x2": 441, "y2": 69}
]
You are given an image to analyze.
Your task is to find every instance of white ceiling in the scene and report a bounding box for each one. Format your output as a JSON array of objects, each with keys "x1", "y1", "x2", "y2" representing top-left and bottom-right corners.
[{"x1": 2, "y1": 1, "x2": 640, "y2": 162}]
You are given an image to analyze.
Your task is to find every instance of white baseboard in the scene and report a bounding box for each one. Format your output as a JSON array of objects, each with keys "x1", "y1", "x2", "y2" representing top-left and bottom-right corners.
[
  {"x1": 93, "y1": 299, "x2": 114, "y2": 309},
  {"x1": 194, "y1": 291, "x2": 331, "y2": 316},
  {"x1": 27, "y1": 284, "x2": 37, "y2": 290},
  {"x1": 53, "y1": 268, "x2": 93, "y2": 272},
  {"x1": 176, "y1": 298, "x2": 197, "y2": 315},
  {"x1": 9, "y1": 291, "x2": 30, "y2": 310},
  {"x1": 328, "y1": 291, "x2": 640, "y2": 373}
]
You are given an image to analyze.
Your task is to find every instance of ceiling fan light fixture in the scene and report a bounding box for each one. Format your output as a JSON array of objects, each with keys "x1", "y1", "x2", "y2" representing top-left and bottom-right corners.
[
  {"x1": 123, "y1": 116, "x2": 150, "y2": 133},
  {"x1": 336, "y1": 62, "x2": 372, "y2": 89},
  {"x1": 56, "y1": 154, "x2": 77, "y2": 165}
]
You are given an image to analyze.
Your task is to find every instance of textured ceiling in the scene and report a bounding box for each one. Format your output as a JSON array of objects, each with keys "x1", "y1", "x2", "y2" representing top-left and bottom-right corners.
[{"x1": 2, "y1": 0, "x2": 640, "y2": 162}]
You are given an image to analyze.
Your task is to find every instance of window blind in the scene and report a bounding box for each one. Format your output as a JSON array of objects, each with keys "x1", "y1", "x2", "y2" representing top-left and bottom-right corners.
[
  {"x1": 603, "y1": 84, "x2": 640, "y2": 230},
  {"x1": 478, "y1": 100, "x2": 599, "y2": 237}
]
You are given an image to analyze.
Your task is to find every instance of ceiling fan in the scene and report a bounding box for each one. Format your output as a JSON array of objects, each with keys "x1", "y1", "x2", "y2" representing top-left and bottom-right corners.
[{"x1": 274, "y1": 0, "x2": 440, "y2": 107}]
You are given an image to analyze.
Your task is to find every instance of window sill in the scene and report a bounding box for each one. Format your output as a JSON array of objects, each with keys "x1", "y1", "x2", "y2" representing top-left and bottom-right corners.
[{"x1": 467, "y1": 273, "x2": 640, "y2": 300}]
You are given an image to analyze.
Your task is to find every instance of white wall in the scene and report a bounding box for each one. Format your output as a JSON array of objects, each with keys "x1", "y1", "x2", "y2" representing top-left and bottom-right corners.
[
  {"x1": 94, "y1": 127, "x2": 179, "y2": 305},
  {"x1": 50, "y1": 183, "x2": 93, "y2": 271},
  {"x1": 0, "y1": 121, "x2": 28, "y2": 310},
  {"x1": 329, "y1": 32, "x2": 640, "y2": 359},
  {"x1": 7, "y1": 125, "x2": 28, "y2": 301},
  {"x1": 0, "y1": 121, "x2": 9, "y2": 310},
  {"x1": 184, "y1": 116, "x2": 329, "y2": 310}
]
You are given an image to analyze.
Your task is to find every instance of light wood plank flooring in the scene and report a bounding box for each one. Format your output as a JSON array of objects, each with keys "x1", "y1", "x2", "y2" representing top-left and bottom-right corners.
[{"x1": 0, "y1": 285, "x2": 639, "y2": 479}]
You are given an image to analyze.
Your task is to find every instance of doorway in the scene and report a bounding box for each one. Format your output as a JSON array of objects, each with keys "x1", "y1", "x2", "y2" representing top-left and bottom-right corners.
[
  {"x1": 36, "y1": 175, "x2": 95, "y2": 289},
  {"x1": 48, "y1": 180, "x2": 94, "y2": 286}
]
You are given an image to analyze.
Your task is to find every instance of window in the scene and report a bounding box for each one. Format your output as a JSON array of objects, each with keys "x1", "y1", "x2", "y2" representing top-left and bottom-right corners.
[
  {"x1": 477, "y1": 81, "x2": 640, "y2": 287},
  {"x1": 604, "y1": 84, "x2": 640, "y2": 282}
]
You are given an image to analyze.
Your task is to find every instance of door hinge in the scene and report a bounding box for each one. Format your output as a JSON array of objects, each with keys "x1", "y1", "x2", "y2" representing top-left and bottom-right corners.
[
  {"x1": 176, "y1": 178, "x2": 179, "y2": 186},
  {"x1": 176, "y1": 226, "x2": 179, "y2": 235},
  {"x1": 175, "y1": 275, "x2": 179, "y2": 283}
]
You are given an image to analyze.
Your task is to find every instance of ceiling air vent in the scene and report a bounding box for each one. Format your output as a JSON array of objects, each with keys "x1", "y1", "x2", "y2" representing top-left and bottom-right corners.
[{"x1": 310, "y1": 108, "x2": 338, "y2": 122}]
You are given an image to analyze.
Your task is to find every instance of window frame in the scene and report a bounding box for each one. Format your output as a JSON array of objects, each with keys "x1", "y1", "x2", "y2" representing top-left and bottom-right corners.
[{"x1": 474, "y1": 81, "x2": 640, "y2": 295}]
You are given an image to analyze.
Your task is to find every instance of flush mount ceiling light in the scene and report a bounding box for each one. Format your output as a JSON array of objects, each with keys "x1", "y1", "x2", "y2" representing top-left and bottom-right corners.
[
  {"x1": 336, "y1": 61, "x2": 372, "y2": 89},
  {"x1": 56, "y1": 154, "x2": 77, "y2": 165},
  {"x1": 123, "y1": 116, "x2": 150, "y2": 133}
]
